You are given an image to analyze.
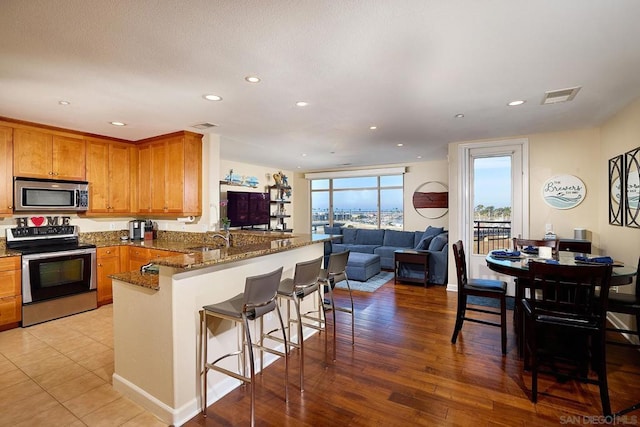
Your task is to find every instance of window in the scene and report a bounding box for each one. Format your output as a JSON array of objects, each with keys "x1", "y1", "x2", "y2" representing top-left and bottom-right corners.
[
  {"x1": 472, "y1": 156, "x2": 512, "y2": 254},
  {"x1": 310, "y1": 174, "x2": 403, "y2": 232}
]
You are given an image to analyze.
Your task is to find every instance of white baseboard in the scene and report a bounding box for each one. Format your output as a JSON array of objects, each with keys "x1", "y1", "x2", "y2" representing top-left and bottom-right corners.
[
  {"x1": 113, "y1": 327, "x2": 320, "y2": 426},
  {"x1": 607, "y1": 312, "x2": 640, "y2": 345}
]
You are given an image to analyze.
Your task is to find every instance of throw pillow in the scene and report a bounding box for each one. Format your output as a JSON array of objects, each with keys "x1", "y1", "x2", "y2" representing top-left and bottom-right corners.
[
  {"x1": 414, "y1": 226, "x2": 444, "y2": 249},
  {"x1": 423, "y1": 226, "x2": 444, "y2": 238},
  {"x1": 414, "y1": 234, "x2": 435, "y2": 250},
  {"x1": 428, "y1": 233, "x2": 448, "y2": 251}
]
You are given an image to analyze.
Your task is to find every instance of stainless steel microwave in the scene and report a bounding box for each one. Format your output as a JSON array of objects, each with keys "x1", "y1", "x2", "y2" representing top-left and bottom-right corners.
[{"x1": 14, "y1": 177, "x2": 89, "y2": 212}]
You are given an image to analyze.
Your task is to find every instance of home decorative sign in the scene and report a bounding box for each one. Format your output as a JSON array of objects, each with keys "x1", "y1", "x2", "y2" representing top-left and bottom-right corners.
[
  {"x1": 541, "y1": 175, "x2": 586, "y2": 210},
  {"x1": 15, "y1": 216, "x2": 71, "y2": 227}
]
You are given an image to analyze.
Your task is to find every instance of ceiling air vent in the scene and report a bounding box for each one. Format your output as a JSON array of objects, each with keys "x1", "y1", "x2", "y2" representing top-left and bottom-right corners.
[
  {"x1": 192, "y1": 122, "x2": 218, "y2": 130},
  {"x1": 542, "y1": 86, "x2": 581, "y2": 105}
]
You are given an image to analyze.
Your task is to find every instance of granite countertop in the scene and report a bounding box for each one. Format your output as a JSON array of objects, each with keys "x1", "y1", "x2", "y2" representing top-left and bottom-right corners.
[
  {"x1": 108, "y1": 232, "x2": 333, "y2": 290},
  {"x1": 0, "y1": 248, "x2": 21, "y2": 258}
]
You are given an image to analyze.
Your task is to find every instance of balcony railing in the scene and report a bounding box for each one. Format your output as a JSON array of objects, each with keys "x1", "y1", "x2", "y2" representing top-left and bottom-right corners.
[{"x1": 473, "y1": 220, "x2": 511, "y2": 254}]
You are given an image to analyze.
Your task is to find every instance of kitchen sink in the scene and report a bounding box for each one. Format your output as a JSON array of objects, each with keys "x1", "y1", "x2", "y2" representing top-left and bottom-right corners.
[{"x1": 187, "y1": 246, "x2": 221, "y2": 252}]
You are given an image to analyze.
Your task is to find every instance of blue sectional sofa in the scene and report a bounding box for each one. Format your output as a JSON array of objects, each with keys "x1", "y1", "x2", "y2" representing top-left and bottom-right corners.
[{"x1": 323, "y1": 225, "x2": 449, "y2": 285}]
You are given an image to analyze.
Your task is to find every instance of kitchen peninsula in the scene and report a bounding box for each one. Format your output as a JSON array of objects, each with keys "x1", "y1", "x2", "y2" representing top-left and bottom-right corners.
[{"x1": 110, "y1": 231, "x2": 330, "y2": 426}]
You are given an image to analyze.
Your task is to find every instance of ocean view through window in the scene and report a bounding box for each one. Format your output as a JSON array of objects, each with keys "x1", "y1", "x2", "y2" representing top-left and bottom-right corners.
[{"x1": 311, "y1": 174, "x2": 403, "y2": 232}]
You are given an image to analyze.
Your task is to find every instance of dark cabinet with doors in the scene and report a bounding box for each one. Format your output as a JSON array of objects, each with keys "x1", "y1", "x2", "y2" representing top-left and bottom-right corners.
[{"x1": 558, "y1": 239, "x2": 592, "y2": 253}]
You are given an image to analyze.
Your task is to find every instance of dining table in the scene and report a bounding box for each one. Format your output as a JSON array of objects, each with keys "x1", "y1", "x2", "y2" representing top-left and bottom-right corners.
[
  {"x1": 486, "y1": 250, "x2": 637, "y2": 287},
  {"x1": 485, "y1": 250, "x2": 638, "y2": 356}
]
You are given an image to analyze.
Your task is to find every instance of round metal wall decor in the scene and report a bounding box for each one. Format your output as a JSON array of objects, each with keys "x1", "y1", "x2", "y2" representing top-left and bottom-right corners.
[
  {"x1": 412, "y1": 181, "x2": 449, "y2": 219},
  {"x1": 541, "y1": 175, "x2": 586, "y2": 210}
]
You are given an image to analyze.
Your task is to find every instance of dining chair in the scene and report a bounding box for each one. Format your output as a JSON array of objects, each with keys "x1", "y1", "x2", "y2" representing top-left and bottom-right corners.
[
  {"x1": 200, "y1": 267, "x2": 288, "y2": 426},
  {"x1": 511, "y1": 237, "x2": 561, "y2": 355},
  {"x1": 451, "y1": 240, "x2": 507, "y2": 355},
  {"x1": 522, "y1": 261, "x2": 613, "y2": 415},
  {"x1": 318, "y1": 250, "x2": 354, "y2": 361},
  {"x1": 606, "y1": 256, "x2": 640, "y2": 348}
]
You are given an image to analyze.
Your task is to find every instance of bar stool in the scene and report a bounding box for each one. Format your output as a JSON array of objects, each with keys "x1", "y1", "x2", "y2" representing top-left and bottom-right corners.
[
  {"x1": 200, "y1": 267, "x2": 287, "y2": 426},
  {"x1": 318, "y1": 250, "x2": 354, "y2": 361},
  {"x1": 262, "y1": 256, "x2": 324, "y2": 391}
]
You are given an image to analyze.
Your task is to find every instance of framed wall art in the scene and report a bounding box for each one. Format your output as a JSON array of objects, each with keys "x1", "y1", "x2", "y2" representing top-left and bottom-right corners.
[
  {"x1": 412, "y1": 181, "x2": 448, "y2": 219},
  {"x1": 625, "y1": 146, "x2": 640, "y2": 228},
  {"x1": 608, "y1": 155, "x2": 624, "y2": 226}
]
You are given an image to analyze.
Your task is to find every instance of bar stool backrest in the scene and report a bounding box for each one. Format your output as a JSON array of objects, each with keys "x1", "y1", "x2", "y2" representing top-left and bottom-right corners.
[
  {"x1": 243, "y1": 267, "x2": 284, "y2": 319},
  {"x1": 327, "y1": 250, "x2": 349, "y2": 276},
  {"x1": 294, "y1": 256, "x2": 323, "y2": 287}
]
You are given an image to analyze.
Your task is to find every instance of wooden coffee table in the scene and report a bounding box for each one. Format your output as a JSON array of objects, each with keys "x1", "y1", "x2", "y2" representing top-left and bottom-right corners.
[{"x1": 394, "y1": 250, "x2": 429, "y2": 287}]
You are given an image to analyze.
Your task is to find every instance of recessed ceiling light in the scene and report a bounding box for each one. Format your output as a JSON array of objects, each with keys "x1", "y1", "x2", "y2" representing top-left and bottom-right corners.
[
  {"x1": 397, "y1": 143, "x2": 404, "y2": 147},
  {"x1": 203, "y1": 94, "x2": 223, "y2": 101},
  {"x1": 454, "y1": 113, "x2": 464, "y2": 118},
  {"x1": 417, "y1": 155, "x2": 423, "y2": 159},
  {"x1": 110, "y1": 121, "x2": 126, "y2": 126},
  {"x1": 301, "y1": 153, "x2": 307, "y2": 157},
  {"x1": 245, "y1": 76, "x2": 261, "y2": 83},
  {"x1": 507, "y1": 100, "x2": 526, "y2": 106},
  {"x1": 58, "y1": 100, "x2": 70, "y2": 105},
  {"x1": 369, "y1": 126, "x2": 377, "y2": 130},
  {"x1": 295, "y1": 101, "x2": 309, "y2": 107}
]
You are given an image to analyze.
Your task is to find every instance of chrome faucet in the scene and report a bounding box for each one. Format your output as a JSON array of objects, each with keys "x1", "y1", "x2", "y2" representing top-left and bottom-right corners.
[{"x1": 210, "y1": 231, "x2": 231, "y2": 248}]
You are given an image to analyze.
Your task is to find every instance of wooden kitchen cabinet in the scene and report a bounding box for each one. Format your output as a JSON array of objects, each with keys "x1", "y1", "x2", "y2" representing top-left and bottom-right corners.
[
  {"x1": 97, "y1": 246, "x2": 120, "y2": 306},
  {"x1": 0, "y1": 256, "x2": 21, "y2": 329},
  {"x1": 86, "y1": 138, "x2": 133, "y2": 214},
  {"x1": 128, "y1": 246, "x2": 152, "y2": 271},
  {"x1": 137, "y1": 131, "x2": 202, "y2": 216},
  {"x1": 0, "y1": 126, "x2": 13, "y2": 215},
  {"x1": 128, "y1": 246, "x2": 181, "y2": 271},
  {"x1": 13, "y1": 128, "x2": 86, "y2": 180}
]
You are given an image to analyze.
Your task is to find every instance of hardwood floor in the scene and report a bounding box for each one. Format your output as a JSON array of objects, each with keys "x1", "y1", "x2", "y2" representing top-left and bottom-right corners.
[{"x1": 186, "y1": 281, "x2": 640, "y2": 426}]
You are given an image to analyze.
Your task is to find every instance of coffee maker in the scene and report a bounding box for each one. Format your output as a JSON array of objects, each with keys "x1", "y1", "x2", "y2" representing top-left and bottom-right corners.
[{"x1": 129, "y1": 220, "x2": 146, "y2": 240}]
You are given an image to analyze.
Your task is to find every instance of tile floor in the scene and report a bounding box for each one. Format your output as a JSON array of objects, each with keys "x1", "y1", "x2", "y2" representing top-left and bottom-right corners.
[{"x1": 0, "y1": 305, "x2": 167, "y2": 426}]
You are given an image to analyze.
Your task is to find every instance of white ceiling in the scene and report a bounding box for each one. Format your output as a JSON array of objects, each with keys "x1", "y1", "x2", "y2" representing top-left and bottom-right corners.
[{"x1": 2, "y1": 0, "x2": 640, "y2": 172}]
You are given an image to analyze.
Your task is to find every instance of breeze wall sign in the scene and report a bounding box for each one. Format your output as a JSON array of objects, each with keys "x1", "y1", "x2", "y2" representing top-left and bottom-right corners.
[{"x1": 542, "y1": 175, "x2": 586, "y2": 210}]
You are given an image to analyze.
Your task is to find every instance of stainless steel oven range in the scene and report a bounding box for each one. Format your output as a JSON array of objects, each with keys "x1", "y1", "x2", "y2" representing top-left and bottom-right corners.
[{"x1": 6, "y1": 225, "x2": 97, "y2": 327}]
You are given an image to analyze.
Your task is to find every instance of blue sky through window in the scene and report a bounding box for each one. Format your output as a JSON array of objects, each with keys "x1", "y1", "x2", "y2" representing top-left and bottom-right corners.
[
  {"x1": 311, "y1": 176, "x2": 403, "y2": 210},
  {"x1": 474, "y1": 156, "x2": 511, "y2": 208}
]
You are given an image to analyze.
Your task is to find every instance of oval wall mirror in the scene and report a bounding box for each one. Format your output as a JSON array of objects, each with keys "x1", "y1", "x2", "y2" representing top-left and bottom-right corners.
[{"x1": 413, "y1": 181, "x2": 448, "y2": 219}]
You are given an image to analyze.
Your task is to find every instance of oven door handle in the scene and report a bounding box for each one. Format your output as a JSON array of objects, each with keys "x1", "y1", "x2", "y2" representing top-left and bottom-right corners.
[{"x1": 22, "y1": 247, "x2": 97, "y2": 261}]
